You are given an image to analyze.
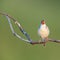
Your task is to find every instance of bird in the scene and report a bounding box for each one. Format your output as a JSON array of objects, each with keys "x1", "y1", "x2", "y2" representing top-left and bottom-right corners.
[{"x1": 38, "y1": 20, "x2": 50, "y2": 46}]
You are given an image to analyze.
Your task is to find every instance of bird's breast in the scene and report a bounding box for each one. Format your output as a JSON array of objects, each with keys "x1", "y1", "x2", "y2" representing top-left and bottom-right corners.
[{"x1": 38, "y1": 26, "x2": 49, "y2": 38}]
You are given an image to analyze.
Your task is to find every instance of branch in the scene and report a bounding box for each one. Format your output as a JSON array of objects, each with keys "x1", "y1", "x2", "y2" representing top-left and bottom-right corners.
[
  {"x1": 0, "y1": 11, "x2": 60, "y2": 46},
  {"x1": 6, "y1": 16, "x2": 30, "y2": 43},
  {"x1": 0, "y1": 12, "x2": 32, "y2": 42},
  {"x1": 49, "y1": 39, "x2": 60, "y2": 43}
]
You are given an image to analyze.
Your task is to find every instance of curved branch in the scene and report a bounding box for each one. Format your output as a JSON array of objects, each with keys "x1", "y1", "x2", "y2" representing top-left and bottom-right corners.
[
  {"x1": 0, "y1": 12, "x2": 32, "y2": 41},
  {"x1": 0, "y1": 11, "x2": 60, "y2": 46},
  {"x1": 6, "y1": 16, "x2": 30, "y2": 43}
]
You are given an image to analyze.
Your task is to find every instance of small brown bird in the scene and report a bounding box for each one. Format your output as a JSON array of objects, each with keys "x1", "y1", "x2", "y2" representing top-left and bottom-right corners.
[{"x1": 38, "y1": 20, "x2": 50, "y2": 46}]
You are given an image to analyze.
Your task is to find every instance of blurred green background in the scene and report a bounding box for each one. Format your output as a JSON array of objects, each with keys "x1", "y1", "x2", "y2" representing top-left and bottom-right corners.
[{"x1": 0, "y1": 0, "x2": 60, "y2": 60}]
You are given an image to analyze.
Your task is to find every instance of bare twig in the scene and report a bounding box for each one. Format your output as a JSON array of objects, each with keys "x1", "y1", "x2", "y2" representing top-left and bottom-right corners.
[
  {"x1": 0, "y1": 11, "x2": 60, "y2": 45},
  {"x1": 6, "y1": 16, "x2": 30, "y2": 43},
  {"x1": 0, "y1": 11, "x2": 32, "y2": 42},
  {"x1": 48, "y1": 39, "x2": 60, "y2": 43}
]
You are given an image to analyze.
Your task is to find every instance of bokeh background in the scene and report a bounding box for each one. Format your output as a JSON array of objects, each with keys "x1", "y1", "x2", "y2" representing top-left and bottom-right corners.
[{"x1": 0, "y1": 0, "x2": 60, "y2": 60}]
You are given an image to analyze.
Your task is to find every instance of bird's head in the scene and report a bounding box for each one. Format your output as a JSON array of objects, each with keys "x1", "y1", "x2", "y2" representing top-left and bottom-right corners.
[{"x1": 41, "y1": 20, "x2": 45, "y2": 25}]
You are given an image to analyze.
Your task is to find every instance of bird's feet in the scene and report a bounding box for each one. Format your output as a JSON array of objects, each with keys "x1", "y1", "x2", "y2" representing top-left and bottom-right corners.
[{"x1": 39, "y1": 40, "x2": 47, "y2": 46}]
